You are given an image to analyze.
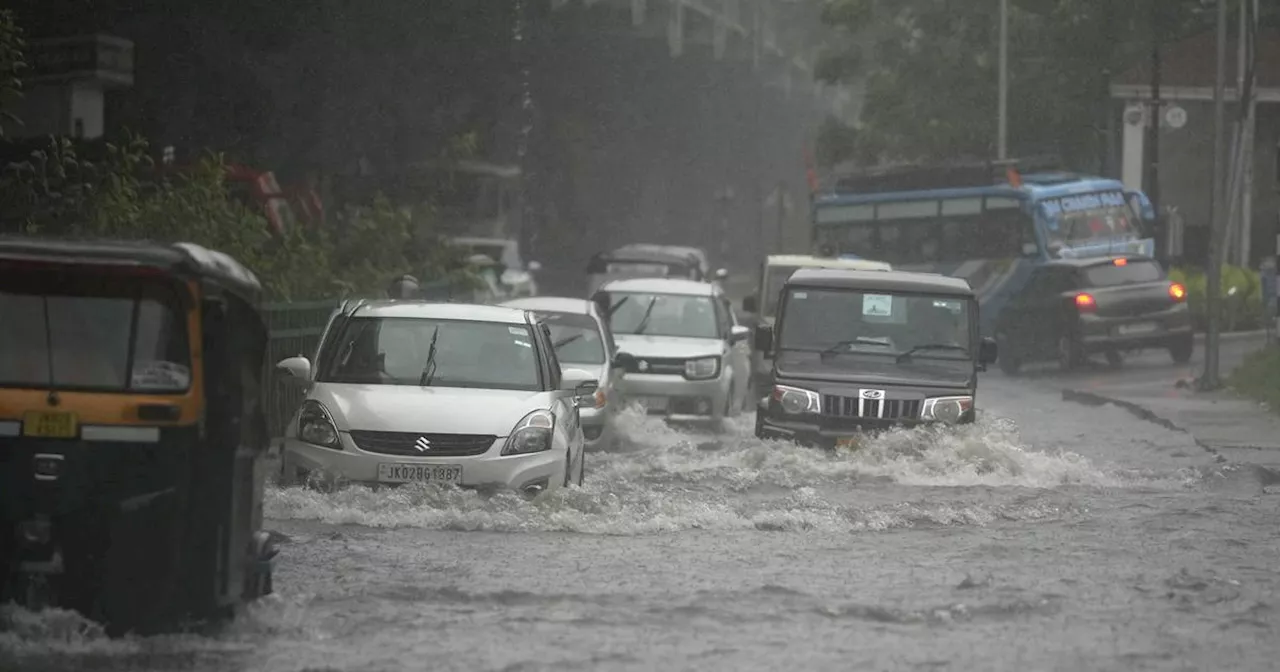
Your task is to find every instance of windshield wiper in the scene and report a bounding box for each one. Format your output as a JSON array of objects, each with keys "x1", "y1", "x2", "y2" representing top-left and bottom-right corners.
[
  {"x1": 895, "y1": 343, "x2": 968, "y2": 363},
  {"x1": 606, "y1": 295, "x2": 630, "y2": 317},
  {"x1": 419, "y1": 326, "x2": 441, "y2": 386},
  {"x1": 633, "y1": 297, "x2": 660, "y2": 335},
  {"x1": 554, "y1": 333, "x2": 584, "y2": 350},
  {"x1": 819, "y1": 337, "x2": 891, "y2": 359}
]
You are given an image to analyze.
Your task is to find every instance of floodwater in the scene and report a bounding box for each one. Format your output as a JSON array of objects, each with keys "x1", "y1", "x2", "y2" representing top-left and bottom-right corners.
[{"x1": 3, "y1": 377, "x2": 1279, "y2": 672}]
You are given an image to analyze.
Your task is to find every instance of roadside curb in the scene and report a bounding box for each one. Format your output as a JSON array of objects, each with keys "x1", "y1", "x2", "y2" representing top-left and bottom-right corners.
[
  {"x1": 1193, "y1": 329, "x2": 1268, "y2": 343},
  {"x1": 1059, "y1": 388, "x2": 1227, "y2": 463}
]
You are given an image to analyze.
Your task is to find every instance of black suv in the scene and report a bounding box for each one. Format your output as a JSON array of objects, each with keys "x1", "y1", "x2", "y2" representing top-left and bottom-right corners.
[
  {"x1": 992, "y1": 255, "x2": 1192, "y2": 374},
  {"x1": 753, "y1": 268, "x2": 998, "y2": 449}
]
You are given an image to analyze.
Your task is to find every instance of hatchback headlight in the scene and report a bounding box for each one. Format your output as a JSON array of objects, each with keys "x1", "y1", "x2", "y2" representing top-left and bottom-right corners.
[
  {"x1": 921, "y1": 396, "x2": 973, "y2": 423},
  {"x1": 298, "y1": 400, "x2": 341, "y2": 449},
  {"x1": 772, "y1": 385, "x2": 821, "y2": 415},
  {"x1": 502, "y1": 409, "x2": 555, "y2": 456},
  {"x1": 684, "y1": 356, "x2": 721, "y2": 380}
]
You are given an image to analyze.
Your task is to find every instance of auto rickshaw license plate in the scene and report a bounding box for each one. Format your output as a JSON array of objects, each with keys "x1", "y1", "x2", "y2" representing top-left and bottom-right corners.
[
  {"x1": 22, "y1": 411, "x2": 79, "y2": 438},
  {"x1": 835, "y1": 436, "x2": 861, "y2": 450}
]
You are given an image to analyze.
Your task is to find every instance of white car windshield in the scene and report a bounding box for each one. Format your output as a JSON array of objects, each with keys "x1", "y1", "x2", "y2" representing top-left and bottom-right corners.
[
  {"x1": 604, "y1": 291, "x2": 719, "y2": 339},
  {"x1": 535, "y1": 311, "x2": 606, "y2": 365},
  {"x1": 778, "y1": 288, "x2": 972, "y2": 358},
  {"x1": 319, "y1": 317, "x2": 541, "y2": 390}
]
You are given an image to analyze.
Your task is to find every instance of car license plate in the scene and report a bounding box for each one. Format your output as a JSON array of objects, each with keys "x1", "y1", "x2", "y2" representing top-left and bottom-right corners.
[
  {"x1": 637, "y1": 396, "x2": 668, "y2": 412},
  {"x1": 835, "y1": 436, "x2": 861, "y2": 450},
  {"x1": 1118, "y1": 322, "x2": 1157, "y2": 335},
  {"x1": 22, "y1": 411, "x2": 78, "y2": 439},
  {"x1": 377, "y1": 463, "x2": 463, "y2": 484}
]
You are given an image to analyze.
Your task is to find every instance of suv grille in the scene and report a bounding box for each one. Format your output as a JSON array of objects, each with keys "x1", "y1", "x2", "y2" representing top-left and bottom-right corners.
[
  {"x1": 821, "y1": 395, "x2": 921, "y2": 421},
  {"x1": 349, "y1": 431, "x2": 496, "y2": 457},
  {"x1": 625, "y1": 356, "x2": 686, "y2": 375}
]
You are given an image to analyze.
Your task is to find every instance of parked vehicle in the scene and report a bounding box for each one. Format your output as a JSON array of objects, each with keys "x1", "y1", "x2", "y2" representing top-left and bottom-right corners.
[
  {"x1": 753, "y1": 268, "x2": 998, "y2": 449},
  {"x1": 451, "y1": 236, "x2": 541, "y2": 297},
  {"x1": 993, "y1": 255, "x2": 1192, "y2": 373},
  {"x1": 591, "y1": 277, "x2": 752, "y2": 428},
  {"x1": 276, "y1": 301, "x2": 594, "y2": 494},
  {"x1": 502, "y1": 296, "x2": 631, "y2": 450},
  {"x1": 0, "y1": 238, "x2": 276, "y2": 634}
]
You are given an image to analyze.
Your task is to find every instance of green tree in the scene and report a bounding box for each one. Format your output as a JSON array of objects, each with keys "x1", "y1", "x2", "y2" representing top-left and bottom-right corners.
[
  {"x1": 815, "y1": 0, "x2": 1214, "y2": 167},
  {"x1": 0, "y1": 9, "x2": 24, "y2": 137}
]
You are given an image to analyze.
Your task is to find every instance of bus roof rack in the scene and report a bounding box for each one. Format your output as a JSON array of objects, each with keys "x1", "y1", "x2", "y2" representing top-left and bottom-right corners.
[{"x1": 831, "y1": 155, "x2": 1073, "y2": 194}]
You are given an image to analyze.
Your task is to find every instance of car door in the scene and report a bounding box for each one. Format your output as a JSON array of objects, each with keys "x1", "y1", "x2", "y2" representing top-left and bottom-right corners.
[
  {"x1": 1023, "y1": 268, "x2": 1078, "y2": 358},
  {"x1": 595, "y1": 311, "x2": 625, "y2": 408},
  {"x1": 716, "y1": 292, "x2": 750, "y2": 406},
  {"x1": 998, "y1": 267, "x2": 1049, "y2": 358},
  {"x1": 536, "y1": 321, "x2": 580, "y2": 466}
]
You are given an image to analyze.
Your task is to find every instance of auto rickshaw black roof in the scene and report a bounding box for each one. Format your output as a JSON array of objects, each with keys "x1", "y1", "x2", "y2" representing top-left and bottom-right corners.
[
  {"x1": 785, "y1": 268, "x2": 975, "y2": 298},
  {"x1": 0, "y1": 237, "x2": 263, "y2": 304}
]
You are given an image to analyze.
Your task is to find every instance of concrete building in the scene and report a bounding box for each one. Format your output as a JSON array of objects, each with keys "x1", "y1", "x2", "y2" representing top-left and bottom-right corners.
[
  {"x1": 1110, "y1": 27, "x2": 1280, "y2": 268},
  {"x1": 10, "y1": 34, "x2": 134, "y2": 140}
]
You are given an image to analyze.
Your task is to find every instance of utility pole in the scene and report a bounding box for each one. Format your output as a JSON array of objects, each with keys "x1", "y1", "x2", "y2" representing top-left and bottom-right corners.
[
  {"x1": 997, "y1": 0, "x2": 1009, "y2": 160},
  {"x1": 1202, "y1": 0, "x2": 1229, "y2": 390},
  {"x1": 1144, "y1": 0, "x2": 1162, "y2": 217}
]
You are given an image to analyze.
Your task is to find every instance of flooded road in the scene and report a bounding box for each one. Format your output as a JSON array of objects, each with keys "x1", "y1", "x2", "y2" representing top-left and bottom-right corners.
[{"x1": 4, "y1": 374, "x2": 1279, "y2": 671}]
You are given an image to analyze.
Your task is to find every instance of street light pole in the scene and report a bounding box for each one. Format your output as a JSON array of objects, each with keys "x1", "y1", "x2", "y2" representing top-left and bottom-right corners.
[
  {"x1": 997, "y1": 0, "x2": 1009, "y2": 160},
  {"x1": 1202, "y1": 0, "x2": 1229, "y2": 390}
]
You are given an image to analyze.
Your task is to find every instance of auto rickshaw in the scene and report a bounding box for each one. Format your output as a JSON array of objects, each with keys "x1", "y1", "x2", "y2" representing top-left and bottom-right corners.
[{"x1": 0, "y1": 237, "x2": 277, "y2": 634}]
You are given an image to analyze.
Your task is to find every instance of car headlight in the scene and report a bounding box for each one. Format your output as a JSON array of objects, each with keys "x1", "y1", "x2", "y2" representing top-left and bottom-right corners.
[
  {"x1": 502, "y1": 409, "x2": 555, "y2": 456},
  {"x1": 298, "y1": 400, "x2": 341, "y2": 449},
  {"x1": 772, "y1": 385, "x2": 821, "y2": 415},
  {"x1": 684, "y1": 356, "x2": 721, "y2": 380},
  {"x1": 921, "y1": 396, "x2": 973, "y2": 423}
]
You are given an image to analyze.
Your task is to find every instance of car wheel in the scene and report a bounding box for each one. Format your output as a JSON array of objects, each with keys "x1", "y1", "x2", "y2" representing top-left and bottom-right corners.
[
  {"x1": 1169, "y1": 335, "x2": 1194, "y2": 364},
  {"x1": 1057, "y1": 334, "x2": 1083, "y2": 371},
  {"x1": 1104, "y1": 350, "x2": 1123, "y2": 368}
]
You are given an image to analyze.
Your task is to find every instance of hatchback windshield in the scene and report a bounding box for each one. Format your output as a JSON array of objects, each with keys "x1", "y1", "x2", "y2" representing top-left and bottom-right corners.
[
  {"x1": 534, "y1": 311, "x2": 605, "y2": 365},
  {"x1": 778, "y1": 288, "x2": 973, "y2": 358},
  {"x1": 319, "y1": 317, "x2": 541, "y2": 390},
  {"x1": 603, "y1": 291, "x2": 719, "y2": 339},
  {"x1": 0, "y1": 271, "x2": 191, "y2": 392}
]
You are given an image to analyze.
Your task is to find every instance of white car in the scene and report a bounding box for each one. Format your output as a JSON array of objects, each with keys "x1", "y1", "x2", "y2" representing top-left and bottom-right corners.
[
  {"x1": 591, "y1": 277, "x2": 752, "y2": 426},
  {"x1": 276, "y1": 301, "x2": 595, "y2": 495},
  {"x1": 451, "y1": 236, "x2": 541, "y2": 297},
  {"x1": 501, "y1": 297, "x2": 629, "y2": 450}
]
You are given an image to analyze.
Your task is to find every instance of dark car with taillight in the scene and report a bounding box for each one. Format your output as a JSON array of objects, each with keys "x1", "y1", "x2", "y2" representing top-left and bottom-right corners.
[
  {"x1": 753, "y1": 268, "x2": 998, "y2": 449},
  {"x1": 992, "y1": 255, "x2": 1191, "y2": 374}
]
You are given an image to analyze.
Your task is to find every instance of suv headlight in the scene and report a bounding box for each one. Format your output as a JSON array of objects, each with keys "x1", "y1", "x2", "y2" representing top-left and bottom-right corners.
[
  {"x1": 772, "y1": 385, "x2": 821, "y2": 415},
  {"x1": 298, "y1": 400, "x2": 341, "y2": 449},
  {"x1": 921, "y1": 396, "x2": 973, "y2": 423},
  {"x1": 502, "y1": 409, "x2": 555, "y2": 456},
  {"x1": 684, "y1": 356, "x2": 721, "y2": 380}
]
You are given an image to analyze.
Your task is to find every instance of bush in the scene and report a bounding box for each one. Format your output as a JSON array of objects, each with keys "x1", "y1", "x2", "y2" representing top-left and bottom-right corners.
[
  {"x1": 1169, "y1": 265, "x2": 1265, "y2": 333},
  {"x1": 1228, "y1": 346, "x2": 1280, "y2": 413},
  {"x1": 1, "y1": 135, "x2": 474, "y2": 301}
]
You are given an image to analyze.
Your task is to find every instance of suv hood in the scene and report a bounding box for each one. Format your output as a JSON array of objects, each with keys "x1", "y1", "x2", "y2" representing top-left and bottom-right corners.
[
  {"x1": 615, "y1": 334, "x2": 724, "y2": 359},
  {"x1": 774, "y1": 350, "x2": 974, "y2": 388},
  {"x1": 310, "y1": 383, "x2": 548, "y2": 435}
]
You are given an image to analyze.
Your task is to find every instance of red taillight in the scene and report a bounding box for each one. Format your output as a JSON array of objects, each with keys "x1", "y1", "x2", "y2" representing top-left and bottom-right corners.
[
  {"x1": 1113, "y1": 257, "x2": 1128, "y2": 267},
  {"x1": 1169, "y1": 282, "x2": 1187, "y2": 302},
  {"x1": 1074, "y1": 293, "x2": 1097, "y2": 312}
]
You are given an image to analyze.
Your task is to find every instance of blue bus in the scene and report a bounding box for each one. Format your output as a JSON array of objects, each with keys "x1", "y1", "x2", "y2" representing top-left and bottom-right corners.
[{"x1": 810, "y1": 162, "x2": 1157, "y2": 335}]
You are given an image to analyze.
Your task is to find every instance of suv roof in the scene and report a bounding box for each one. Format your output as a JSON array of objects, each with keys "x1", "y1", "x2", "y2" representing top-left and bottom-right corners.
[{"x1": 785, "y1": 268, "x2": 974, "y2": 297}]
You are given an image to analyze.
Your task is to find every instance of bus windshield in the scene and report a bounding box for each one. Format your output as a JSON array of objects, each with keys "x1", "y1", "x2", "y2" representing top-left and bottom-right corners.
[
  {"x1": 1039, "y1": 190, "x2": 1139, "y2": 248},
  {"x1": 813, "y1": 195, "x2": 1036, "y2": 265}
]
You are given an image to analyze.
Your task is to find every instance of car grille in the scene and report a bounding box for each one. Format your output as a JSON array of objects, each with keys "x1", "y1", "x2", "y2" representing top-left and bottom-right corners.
[
  {"x1": 349, "y1": 430, "x2": 496, "y2": 457},
  {"x1": 625, "y1": 356, "x2": 686, "y2": 375},
  {"x1": 821, "y1": 395, "x2": 921, "y2": 421}
]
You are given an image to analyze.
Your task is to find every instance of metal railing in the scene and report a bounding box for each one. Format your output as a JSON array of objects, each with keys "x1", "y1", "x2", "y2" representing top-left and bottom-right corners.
[{"x1": 263, "y1": 299, "x2": 338, "y2": 434}]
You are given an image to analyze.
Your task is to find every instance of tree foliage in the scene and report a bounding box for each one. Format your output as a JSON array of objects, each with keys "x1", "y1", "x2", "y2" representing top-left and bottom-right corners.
[
  {"x1": 815, "y1": 0, "x2": 1218, "y2": 167},
  {"x1": 0, "y1": 9, "x2": 23, "y2": 137},
  {"x1": 0, "y1": 136, "x2": 476, "y2": 301}
]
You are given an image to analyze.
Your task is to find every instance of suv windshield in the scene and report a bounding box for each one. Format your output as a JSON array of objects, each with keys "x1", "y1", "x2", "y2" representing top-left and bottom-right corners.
[
  {"x1": 761, "y1": 265, "x2": 799, "y2": 318},
  {"x1": 603, "y1": 291, "x2": 719, "y2": 339},
  {"x1": 533, "y1": 311, "x2": 605, "y2": 365},
  {"x1": 0, "y1": 271, "x2": 191, "y2": 392},
  {"x1": 319, "y1": 317, "x2": 541, "y2": 390},
  {"x1": 778, "y1": 288, "x2": 972, "y2": 358},
  {"x1": 1081, "y1": 259, "x2": 1163, "y2": 287}
]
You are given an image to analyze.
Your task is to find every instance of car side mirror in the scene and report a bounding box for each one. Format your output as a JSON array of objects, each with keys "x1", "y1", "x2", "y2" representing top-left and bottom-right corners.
[
  {"x1": 527, "y1": 260, "x2": 542, "y2": 273},
  {"x1": 742, "y1": 294, "x2": 758, "y2": 313},
  {"x1": 753, "y1": 324, "x2": 774, "y2": 355},
  {"x1": 978, "y1": 337, "x2": 998, "y2": 369},
  {"x1": 729, "y1": 324, "x2": 751, "y2": 344},
  {"x1": 713, "y1": 268, "x2": 729, "y2": 280},
  {"x1": 611, "y1": 351, "x2": 635, "y2": 369},
  {"x1": 276, "y1": 356, "x2": 312, "y2": 384},
  {"x1": 561, "y1": 368, "x2": 600, "y2": 402}
]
